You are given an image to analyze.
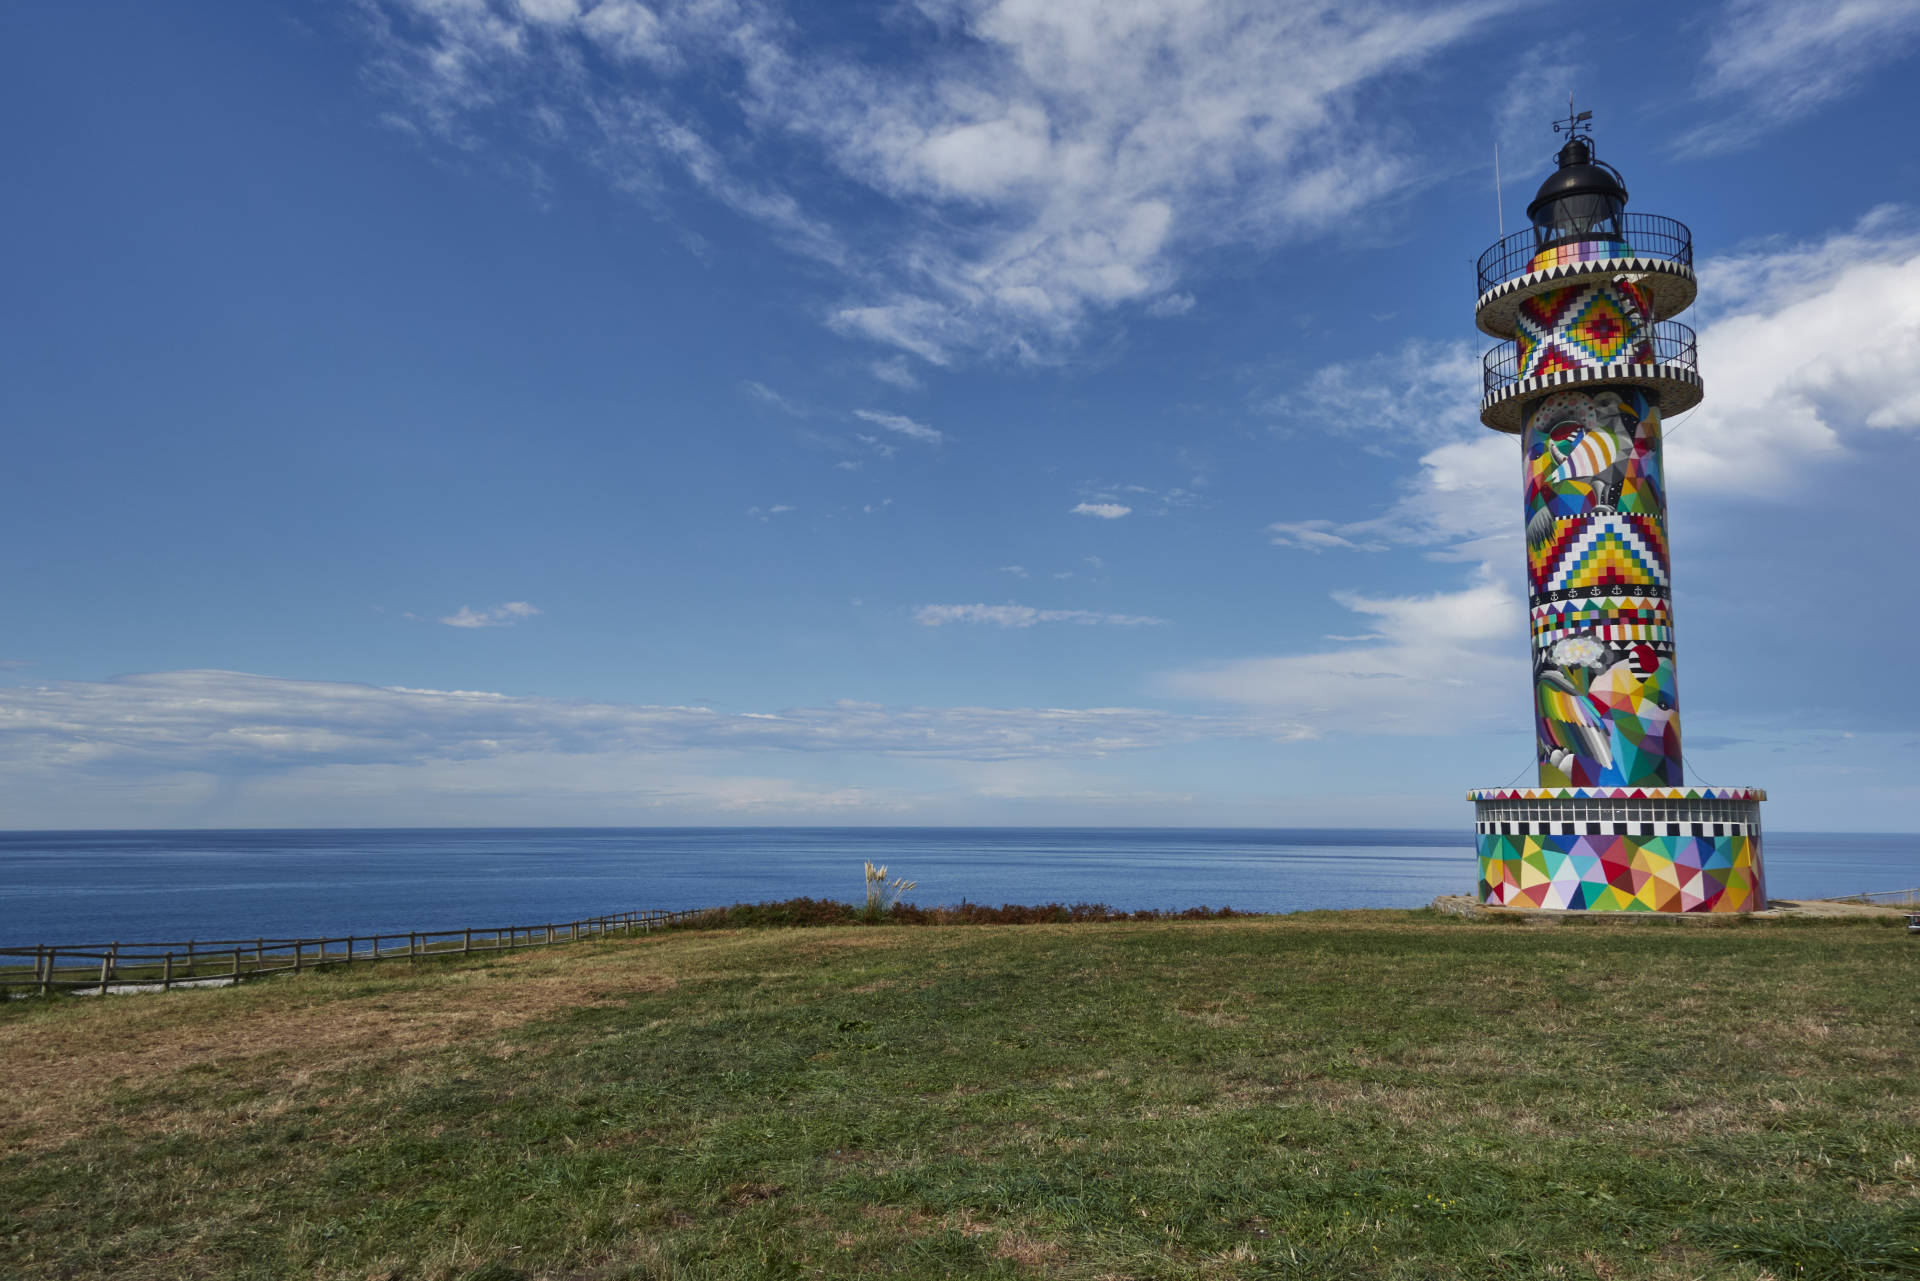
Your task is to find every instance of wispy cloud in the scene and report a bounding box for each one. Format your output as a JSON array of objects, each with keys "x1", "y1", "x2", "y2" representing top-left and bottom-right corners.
[
  {"x1": 440, "y1": 601, "x2": 541, "y2": 628},
  {"x1": 869, "y1": 357, "x2": 921, "y2": 391},
  {"x1": 1145, "y1": 292, "x2": 1196, "y2": 318},
  {"x1": 1679, "y1": 0, "x2": 1920, "y2": 154},
  {"x1": 355, "y1": 0, "x2": 1507, "y2": 363},
  {"x1": 744, "y1": 379, "x2": 808, "y2": 416},
  {"x1": 1261, "y1": 338, "x2": 1482, "y2": 449},
  {"x1": 1071, "y1": 502, "x2": 1131, "y2": 519},
  {"x1": 996, "y1": 565, "x2": 1029, "y2": 578},
  {"x1": 1160, "y1": 570, "x2": 1524, "y2": 735},
  {"x1": 914, "y1": 604, "x2": 1165, "y2": 628},
  {"x1": 1267, "y1": 520, "x2": 1390, "y2": 553},
  {"x1": 0, "y1": 669, "x2": 1274, "y2": 775},
  {"x1": 852, "y1": 409, "x2": 943, "y2": 445}
]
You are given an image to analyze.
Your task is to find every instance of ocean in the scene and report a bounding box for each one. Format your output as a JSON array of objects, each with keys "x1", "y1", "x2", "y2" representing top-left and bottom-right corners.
[{"x1": 1, "y1": 827, "x2": 1914, "y2": 946}]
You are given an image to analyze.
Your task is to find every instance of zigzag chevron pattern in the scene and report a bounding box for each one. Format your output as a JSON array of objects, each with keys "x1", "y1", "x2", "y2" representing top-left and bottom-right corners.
[
  {"x1": 1482, "y1": 362, "x2": 1703, "y2": 420},
  {"x1": 1474, "y1": 255, "x2": 1694, "y2": 314},
  {"x1": 1536, "y1": 514, "x2": 1670, "y2": 594}
]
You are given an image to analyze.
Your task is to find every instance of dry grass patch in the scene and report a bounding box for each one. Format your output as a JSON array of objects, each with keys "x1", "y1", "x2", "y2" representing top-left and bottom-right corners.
[{"x1": 1, "y1": 947, "x2": 677, "y2": 1151}]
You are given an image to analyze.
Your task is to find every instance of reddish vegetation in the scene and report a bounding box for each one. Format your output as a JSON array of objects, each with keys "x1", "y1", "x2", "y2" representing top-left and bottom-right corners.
[{"x1": 681, "y1": 898, "x2": 1247, "y2": 928}]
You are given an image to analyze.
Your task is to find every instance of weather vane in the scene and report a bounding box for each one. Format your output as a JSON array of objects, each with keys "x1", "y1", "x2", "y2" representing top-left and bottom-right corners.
[{"x1": 1553, "y1": 93, "x2": 1593, "y2": 138}]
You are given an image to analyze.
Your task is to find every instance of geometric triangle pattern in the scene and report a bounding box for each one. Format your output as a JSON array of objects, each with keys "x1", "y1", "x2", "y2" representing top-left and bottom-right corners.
[
  {"x1": 1531, "y1": 595, "x2": 1673, "y2": 648},
  {"x1": 1477, "y1": 829, "x2": 1763, "y2": 913}
]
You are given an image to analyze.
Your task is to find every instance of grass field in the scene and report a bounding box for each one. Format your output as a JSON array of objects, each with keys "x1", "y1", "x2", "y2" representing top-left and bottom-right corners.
[{"x1": 2, "y1": 911, "x2": 1916, "y2": 1280}]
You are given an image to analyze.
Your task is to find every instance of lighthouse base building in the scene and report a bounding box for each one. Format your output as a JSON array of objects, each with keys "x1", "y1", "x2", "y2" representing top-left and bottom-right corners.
[
  {"x1": 1471, "y1": 786, "x2": 1765, "y2": 912},
  {"x1": 1466, "y1": 121, "x2": 1766, "y2": 913}
]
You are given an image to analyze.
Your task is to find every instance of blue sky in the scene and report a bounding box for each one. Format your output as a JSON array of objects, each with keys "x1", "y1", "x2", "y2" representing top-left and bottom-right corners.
[{"x1": 5, "y1": 0, "x2": 1920, "y2": 830}]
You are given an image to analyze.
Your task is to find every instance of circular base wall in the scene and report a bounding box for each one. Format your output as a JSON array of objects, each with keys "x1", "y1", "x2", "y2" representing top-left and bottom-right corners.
[{"x1": 1468, "y1": 786, "x2": 1766, "y2": 912}]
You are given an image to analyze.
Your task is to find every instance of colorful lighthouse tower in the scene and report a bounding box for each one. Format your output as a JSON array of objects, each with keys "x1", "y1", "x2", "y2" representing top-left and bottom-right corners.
[{"x1": 1467, "y1": 112, "x2": 1767, "y2": 912}]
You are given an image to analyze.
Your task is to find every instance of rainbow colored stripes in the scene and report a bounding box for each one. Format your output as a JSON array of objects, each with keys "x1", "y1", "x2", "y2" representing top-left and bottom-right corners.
[{"x1": 1525, "y1": 237, "x2": 1632, "y2": 273}]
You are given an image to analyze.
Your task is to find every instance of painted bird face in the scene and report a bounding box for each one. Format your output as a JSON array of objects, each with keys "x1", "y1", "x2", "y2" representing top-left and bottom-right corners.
[{"x1": 1527, "y1": 392, "x2": 1604, "y2": 488}]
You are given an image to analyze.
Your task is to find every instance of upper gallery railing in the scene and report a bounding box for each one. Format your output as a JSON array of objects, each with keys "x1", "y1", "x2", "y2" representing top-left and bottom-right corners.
[{"x1": 1476, "y1": 213, "x2": 1693, "y2": 297}]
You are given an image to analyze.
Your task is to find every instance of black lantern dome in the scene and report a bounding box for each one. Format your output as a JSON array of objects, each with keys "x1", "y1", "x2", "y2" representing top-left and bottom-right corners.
[{"x1": 1526, "y1": 136, "x2": 1628, "y2": 248}]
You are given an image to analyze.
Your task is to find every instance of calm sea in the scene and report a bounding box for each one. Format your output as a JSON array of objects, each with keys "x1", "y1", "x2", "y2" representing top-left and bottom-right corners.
[{"x1": 0, "y1": 827, "x2": 1914, "y2": 945}]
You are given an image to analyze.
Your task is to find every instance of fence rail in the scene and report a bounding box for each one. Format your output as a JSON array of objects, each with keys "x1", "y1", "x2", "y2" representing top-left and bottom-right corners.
[
  {"x1": 1836, "y1": 888, "x2": 1920, "y2": 907},
  {"x1": 1482, "y1": 320, "x2": 1697, "y2": 398},
  {"x1": 0, "y1": 908, "x2": 710, "y2": 998}
]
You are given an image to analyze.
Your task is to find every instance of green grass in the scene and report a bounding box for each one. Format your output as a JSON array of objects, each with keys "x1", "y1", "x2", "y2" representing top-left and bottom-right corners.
[{"x1": 3, "y1": 911, "x2": 1916, "y2": 1280}]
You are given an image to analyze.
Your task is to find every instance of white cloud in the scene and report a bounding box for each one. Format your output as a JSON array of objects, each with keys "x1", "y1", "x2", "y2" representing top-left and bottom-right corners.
[
  {"x1": 870, "y1": 356, "x2": 921, "y2": 390},
  {"x1": 1145, "y1": 292, "x2": 1196, "y2": 317},
  {"x1": 357, "y1": 0, "x2": 1507, "y2": 362},
  {"x1": 1680, "y1": 0, "x2": 1920, "y2": 154},
  {"x1": 1160, "y1": 571, "x2": 1524, "y2": 735},
  {"x1": 913, "y1": 604, "x2": 1165, "y2": 628},
  {"x1": 1267, "y1": 519, "x2": 1389, "y2": 553},
  {"x1": 0, "y1": 669, "x2": 1275, "y2": 777},
  {"x1": 516, "y1": 0, "x2": 581, "y2": 25},
  {"x1": 852, "y1": 409, "x2": 944, "y2": 444},
  {"x1": 1265, "y1": 338, "x2": 1482, "y2": 448},
  {"x1": 579, "y1": 0, "x2": 672, "y2": 66},
  {"x1": 1071, "y1": 502, "x2": 1131, "y2": 519},
  {"x1": 996, "y1": 564, "x2": 1029, "y2": 578},
  {"x1": 440, "y1": 601, "x2": 541, "y2": 628},
  {"x1": 746, "y1": 504, "x2": 796, "y2": 520},
  {"x1": 1672, "y1": 209, "x2": 1920, "y2": 487}
]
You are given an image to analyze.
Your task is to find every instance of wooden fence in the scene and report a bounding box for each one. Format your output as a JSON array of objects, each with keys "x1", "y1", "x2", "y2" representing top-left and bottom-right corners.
[{"x1": 0, "y1": 908, "x2": 710, "y2": 998}]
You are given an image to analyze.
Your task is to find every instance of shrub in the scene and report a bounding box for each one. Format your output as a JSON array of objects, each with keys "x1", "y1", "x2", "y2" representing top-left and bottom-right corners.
[{"x1": 670, "y1": 898, "x2": 1248, "y2": 929}]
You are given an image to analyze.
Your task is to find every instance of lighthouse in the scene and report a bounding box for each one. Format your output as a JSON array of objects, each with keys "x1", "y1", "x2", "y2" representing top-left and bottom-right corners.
[{"x1": 1467, "y1": 112, "x2": 1767, "y2": 912}]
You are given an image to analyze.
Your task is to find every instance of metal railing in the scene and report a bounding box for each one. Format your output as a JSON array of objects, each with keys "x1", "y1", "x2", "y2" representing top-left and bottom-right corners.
[
  {"x1": 1476, "y1": 213, "x2": 1693, "y2": 297},
  {"x1": 1482, "y1": 320, "x2": 1697, "y2": 398},
  {"x1": 0, "y1": 907, "x2": 709, "y2": 998},
  {"x1": 1836, "y1": 888, "x2": 1920, "y2": 907}
]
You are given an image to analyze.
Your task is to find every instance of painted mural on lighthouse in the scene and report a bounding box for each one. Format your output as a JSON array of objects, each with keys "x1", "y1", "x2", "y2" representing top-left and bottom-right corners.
[{"x1": 1466, "y1": 109, "x2": 1766, "y2": 913}]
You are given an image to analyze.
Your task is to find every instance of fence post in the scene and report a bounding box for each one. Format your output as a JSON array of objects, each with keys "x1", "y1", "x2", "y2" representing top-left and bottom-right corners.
[
  {"x1": 109, "y1": 942, "x2": 120, "y2": 985},
  {"x1": 187, "y1": 940, "x2": 195, "y2": 972},
  {"x1": 295, "y1": 942, "x2": 304, "y2": 975},
  {"x1": 98, "y1": 954, "x2": 111, "y2": 995},
  {"x1": 463, "y1": 928, "x2": 471, "y2": 955},
  {"x1": 347, "y1": 935, "x2": 355, "y2": 965},
  {"x1": 41, "y1": 949, "x2": 54, "y2": 998},
  {"x1": 232, "y1": 948, "x2": 241, "y2": 983},
  {"x1": 163, "y1": 953, "x2": 173, "y2": 993},
  {"x1": 256, "y1": 938, "x2": 265, "y2": 966}
]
